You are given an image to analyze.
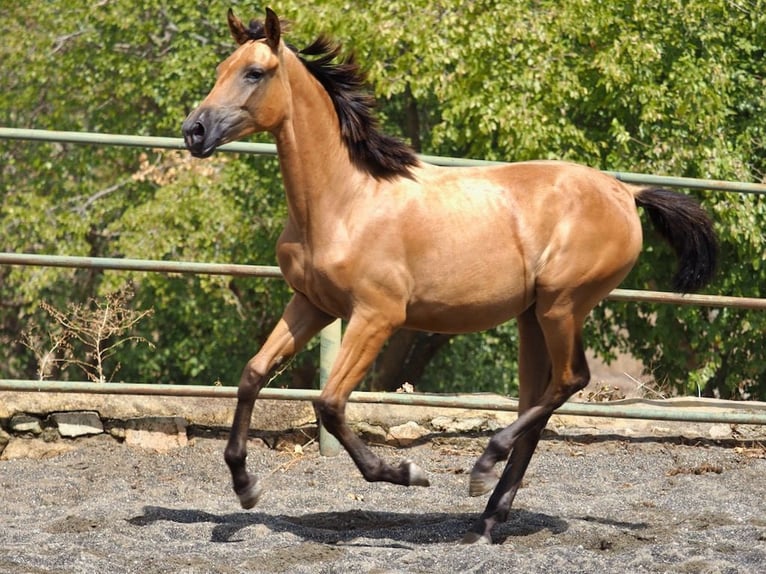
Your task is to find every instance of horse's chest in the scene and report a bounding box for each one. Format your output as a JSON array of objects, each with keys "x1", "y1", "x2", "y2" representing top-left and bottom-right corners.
[
  {"x1": 277, "y1": 241, "x2": 354, "y2": 318},
  {"x1": 276, "y1": 240, "x2": 307, "y2": 289}
]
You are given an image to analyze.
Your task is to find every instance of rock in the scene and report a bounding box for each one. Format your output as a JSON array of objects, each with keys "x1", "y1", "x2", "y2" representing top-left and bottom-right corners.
[
  {"x1": 0, "y1": 427, "x2": 10, "y2": 456},
  {"x1": 353, "y1": 421, "x2": 388, "y2": 444},
  {"x1": 9, "y1": 413, "x2": 43, "y2": 435},
  {"x1": 708, "y1": 423, "x2": 733, "y2": 440},
  {"x1": 0, "y1": 437, "x2": 75, "y2": 460},
  {"x1": 388, "y1": 421, "x2": 429, "y2": 446},
  {"x1": 431, "y1": 416, "x2": 454, "y2": 431},
  {"x1": 431, "y1": 416, "x2": 487, "y2": 433},
  {"x1": 50, "y1": 411, "x2": 104, "y2": 437},
  {"x1": 41, "y1": 427, "x2": 61, "y2": 443},
  {"x1": 449, "y1": 417, "x2": 488, "y2": 432},
  {"x1": 120, "y1": 416, "x2": 188, "y2": 452}
]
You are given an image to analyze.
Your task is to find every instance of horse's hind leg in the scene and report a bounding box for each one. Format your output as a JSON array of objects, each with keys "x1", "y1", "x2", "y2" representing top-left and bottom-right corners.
[
  {"x1": 463, "y1": 304, "x2": 554, "y2": 543},
  {"x1": 224, "y1": 293, "x2": 333, "y2": 508},
  {"x1": 468, "y1": 305, "x2": 551, "y2": 496},
  {"x1": 465, "y1": 295, "x2": 591, "y2": 544}
]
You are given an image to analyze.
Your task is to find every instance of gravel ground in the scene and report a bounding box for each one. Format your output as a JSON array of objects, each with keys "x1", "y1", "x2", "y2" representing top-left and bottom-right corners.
[{"x1": 1, "y1": 430, "x2": 765, "y2": 574}]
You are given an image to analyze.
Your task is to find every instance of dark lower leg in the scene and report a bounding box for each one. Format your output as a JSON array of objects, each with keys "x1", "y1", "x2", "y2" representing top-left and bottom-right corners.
[
  {"x1": 313, "y1": 313, "x2": 429, "y2": 487},
  {"x1": 471, "y1": 350, "x2": 588, "y2": 488},
  {"x1": 223, "y1": 294, "x2": 333, "y2": 508},
  {"x1": 469, "y1": 406, "x2": 551, "y2": 496},
  {"x1": 316, "y1": 401, "x2": 429, "y2": 486},
  {"x1": 224, "y1": 392, "x2": 260, "y2": 504},
  {"x1": 465, "y1": 305, "x2": 591, "y2": 543},
  {"x1": 223, "y1": 366, "x2": 269, "y2": 508},
  {"x1": 463, "y1": 419, "x2": 547, "y2": 543},
  {"x1": 469, "y1": 305, "x2": 552, "y2": 495}
]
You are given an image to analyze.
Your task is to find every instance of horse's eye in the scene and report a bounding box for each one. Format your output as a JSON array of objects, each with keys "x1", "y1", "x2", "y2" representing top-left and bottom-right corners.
[{"x1": 244, "y1": 67, "x2": 264, "y2": 83}]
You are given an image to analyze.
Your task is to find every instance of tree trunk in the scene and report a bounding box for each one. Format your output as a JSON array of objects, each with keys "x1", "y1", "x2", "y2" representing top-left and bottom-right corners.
[
  {"x1": 404, "y1": 84, "x2": 421, "y2": 152},
  {"x1": 370, "y1": 330, "x2": 453, "y2": 391}
]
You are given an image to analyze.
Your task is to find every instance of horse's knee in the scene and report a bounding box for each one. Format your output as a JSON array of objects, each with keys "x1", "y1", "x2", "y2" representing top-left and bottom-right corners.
[
  {"x1": 314, "y1": 395, "x2": 345, "y2": 430},
  {"x1": 237, "y1": 358, "x2": 269, "y2": 400}
]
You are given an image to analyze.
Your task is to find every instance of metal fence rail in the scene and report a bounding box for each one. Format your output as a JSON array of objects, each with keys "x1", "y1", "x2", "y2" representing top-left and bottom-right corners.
[
  {"x1": 3, "y1": 127, "x2": 766, "y2": 194},
  {"x1": 2, "y1": 252, "x2": 765, "y2": 310},
  {"x1": 2, "y1": 127, "x2": 765, "y2": 440},
  {"x1": 3, "y1": 379, "x2": 766, "y2": 425},
  {"x1": 0, "y1": 252, "x2": 283, "y2": 278}
]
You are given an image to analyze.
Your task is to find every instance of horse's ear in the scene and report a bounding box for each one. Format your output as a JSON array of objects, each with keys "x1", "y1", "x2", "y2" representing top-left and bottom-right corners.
[
  {"x1": 227, "y1": 8, "x2": 250, "y2": 45},
  {"x1": 264, "y1": 7, "x2": 281, "y2": 51}
]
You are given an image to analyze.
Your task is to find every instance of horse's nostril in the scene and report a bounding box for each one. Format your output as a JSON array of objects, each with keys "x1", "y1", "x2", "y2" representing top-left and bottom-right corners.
[
  {"x1": 183, "y1": 118, "x2": 209, "y2": 153},
  {"x1": 183, "y1": 119, "x2": 205, "y2": 141}
]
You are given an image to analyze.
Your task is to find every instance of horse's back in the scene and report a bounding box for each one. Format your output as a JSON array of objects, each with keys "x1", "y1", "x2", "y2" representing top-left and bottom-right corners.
[
  {"x1": 413, "y1": 160, "x2": 642, "y2": 266},
  {"x1": 398, "y1": 161, "x2": 643, "y2": 330}
]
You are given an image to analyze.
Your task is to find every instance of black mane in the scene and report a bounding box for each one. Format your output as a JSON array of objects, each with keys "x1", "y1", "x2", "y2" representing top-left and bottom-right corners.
[{"x1": 242, "y1": 18, "x2": 419, "y2": 180}]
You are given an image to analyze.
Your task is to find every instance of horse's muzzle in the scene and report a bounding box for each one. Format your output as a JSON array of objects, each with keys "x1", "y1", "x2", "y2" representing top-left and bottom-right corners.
[
  {"x1": 183, "y1": 121, "x2": 209, "y2": 157},
  {"x1": 183, "y1": 106, "x2": 254, "y2": 158},
  {"x1": 182, "y1": 108, "x2": 219, "y2": 158}
]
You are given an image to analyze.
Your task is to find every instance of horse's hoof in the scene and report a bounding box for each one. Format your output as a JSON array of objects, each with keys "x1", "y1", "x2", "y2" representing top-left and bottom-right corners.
[
  {"x1": 236, "y1": 474, "x2": 263, "y2": 509},
  {"x1": 468, "y1": 470, "x2": 498, "y2": 497},
  {"x1": 460, "y1": 531, "x2": 492, "y2": 545},
  {"x1": 403, "y1": 459, "x2": 430, "y2": 487}
]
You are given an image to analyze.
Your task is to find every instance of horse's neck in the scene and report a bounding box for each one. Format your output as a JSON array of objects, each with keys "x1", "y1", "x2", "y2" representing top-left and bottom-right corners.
[{"x1": 272, "y1": 56, "x2": 363, "y2": 237}]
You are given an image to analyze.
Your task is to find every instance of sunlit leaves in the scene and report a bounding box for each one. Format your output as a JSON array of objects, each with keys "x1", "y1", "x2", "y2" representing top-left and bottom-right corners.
[{"x1": 2, "y1": 0, "x2": 765, "y2": 397}]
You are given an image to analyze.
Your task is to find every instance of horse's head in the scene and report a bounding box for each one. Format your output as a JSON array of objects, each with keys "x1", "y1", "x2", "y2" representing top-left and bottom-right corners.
[{"x1": 183, "y1": 8, "x2": 286, "y2": 158}]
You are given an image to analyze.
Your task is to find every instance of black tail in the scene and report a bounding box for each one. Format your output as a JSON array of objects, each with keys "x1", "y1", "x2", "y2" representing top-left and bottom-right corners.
[{"x1": 634, "y1": 187, "x2": 717, "y2": 293}]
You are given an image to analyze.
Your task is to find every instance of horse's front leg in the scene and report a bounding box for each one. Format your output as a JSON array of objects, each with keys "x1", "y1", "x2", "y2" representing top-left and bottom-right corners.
[
  {"x1": 314, "y1": 314, "x2": 430, "y2": 487},
  {"x1": 224, "y1": 293, "x2": 333, "y2": 508}
]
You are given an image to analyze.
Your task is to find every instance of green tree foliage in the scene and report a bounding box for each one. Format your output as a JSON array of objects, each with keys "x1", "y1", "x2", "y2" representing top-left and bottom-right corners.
[
  {"x1": 1, "y1": 1, "x2": 293, "y2": 385},
  {"x1": 1, "y1": 1, "x2": 765, "y2": 398}
]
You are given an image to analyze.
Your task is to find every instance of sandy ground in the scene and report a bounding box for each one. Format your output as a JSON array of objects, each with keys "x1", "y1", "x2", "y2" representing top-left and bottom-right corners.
[{"x1": 1, "y1": 427, "x2": 765, "y2": 574}]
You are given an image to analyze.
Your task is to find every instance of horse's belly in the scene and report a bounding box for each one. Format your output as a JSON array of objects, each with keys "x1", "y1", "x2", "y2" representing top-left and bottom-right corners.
[{"x1": 404, "y1": 280, "x2": 531, "y2": 334}]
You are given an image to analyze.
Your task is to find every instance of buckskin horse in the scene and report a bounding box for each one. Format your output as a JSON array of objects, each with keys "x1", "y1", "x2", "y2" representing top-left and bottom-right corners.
[{"x1": 182, "y1": 8, "x2": 716, "y2": 544}]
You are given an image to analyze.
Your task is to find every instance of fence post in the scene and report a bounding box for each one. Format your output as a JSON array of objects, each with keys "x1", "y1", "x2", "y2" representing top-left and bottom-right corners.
[{"x1": 319, "y1": 319, "x2": 342, "y2": 456}]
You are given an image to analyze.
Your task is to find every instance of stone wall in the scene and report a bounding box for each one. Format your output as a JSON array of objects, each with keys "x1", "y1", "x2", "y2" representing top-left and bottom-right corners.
[{"x1": 2, "y1": 391, "x2": 764, "y2": 460}]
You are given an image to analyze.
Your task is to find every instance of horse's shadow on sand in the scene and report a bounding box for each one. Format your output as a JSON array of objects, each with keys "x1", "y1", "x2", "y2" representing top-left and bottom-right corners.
[{"x1": 128, "y1": 506, "x2": 568, "y2": 546}]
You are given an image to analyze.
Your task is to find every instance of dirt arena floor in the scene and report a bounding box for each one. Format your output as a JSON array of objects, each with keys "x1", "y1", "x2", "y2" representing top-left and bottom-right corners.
[{"x1": 1, "y1": 426, "x2": 765, "y2": 574}]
